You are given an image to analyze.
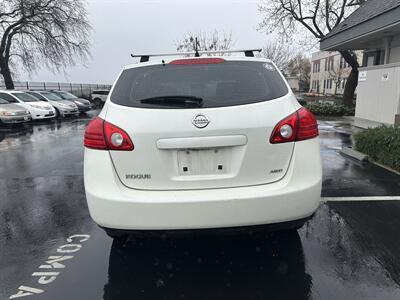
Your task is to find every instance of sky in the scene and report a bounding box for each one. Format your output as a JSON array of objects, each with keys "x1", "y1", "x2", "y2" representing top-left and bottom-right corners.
[{"x1": 21, "y1": 0, "x2": 270, "y2": 85}]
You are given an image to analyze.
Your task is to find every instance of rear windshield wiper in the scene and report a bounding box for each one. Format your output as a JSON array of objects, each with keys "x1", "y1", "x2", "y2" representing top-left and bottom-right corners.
[{"x1": 139, "y1": 96, "x2": 203, "y2": 107}]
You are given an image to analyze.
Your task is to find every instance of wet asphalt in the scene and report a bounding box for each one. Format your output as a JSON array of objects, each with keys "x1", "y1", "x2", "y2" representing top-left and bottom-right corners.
[{"x1": 1, "y1": 111, "x2": 400, "y2": 300}]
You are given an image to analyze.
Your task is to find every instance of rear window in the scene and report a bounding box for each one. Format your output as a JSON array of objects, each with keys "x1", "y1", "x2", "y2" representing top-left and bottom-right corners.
[
  {"x1": 110, "y1": 61, "x2": 288, "y2": 109},
  {"x1": 27, "y1": 92, "x2": 47, "y2": 101}
]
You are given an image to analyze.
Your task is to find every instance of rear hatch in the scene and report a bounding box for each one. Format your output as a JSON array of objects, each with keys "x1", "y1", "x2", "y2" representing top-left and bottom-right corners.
[{"x1": 105, "y1": 58, "x2": 297, "y2": 190}]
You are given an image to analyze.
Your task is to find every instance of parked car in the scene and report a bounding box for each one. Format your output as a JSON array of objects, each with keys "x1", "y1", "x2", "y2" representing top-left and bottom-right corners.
[
  {"x1": 0, "y1": 97, "x2": 31, "y2": 125},
  {"x1": 91, "y1": 90, "x2": 109, "y2": 107},
  {"x1": 84, "y1": 53, "x2": 322, "y2": 239},
  {"x1": 26, "y1": 91, "x2": 79, "y2": 118},
  {"x1": 0, "y1": 90, "x2": 56, "y2": 120},
  {"x1": 50, "y1": 90, "x2": 92, "y2": 113}
]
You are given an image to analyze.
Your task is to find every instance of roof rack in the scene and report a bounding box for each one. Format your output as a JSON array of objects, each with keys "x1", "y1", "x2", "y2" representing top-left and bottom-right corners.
[{"x1": 131, "y1": 49, "x2": 262, "y2": 63}]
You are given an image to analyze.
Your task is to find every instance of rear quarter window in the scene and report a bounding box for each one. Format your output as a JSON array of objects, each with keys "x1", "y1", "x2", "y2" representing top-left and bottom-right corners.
[{"x1": 110, "y1": 61, "x2": 288, "y2": 109}]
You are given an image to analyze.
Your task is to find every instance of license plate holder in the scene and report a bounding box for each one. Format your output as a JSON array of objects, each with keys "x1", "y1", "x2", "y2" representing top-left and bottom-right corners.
[{"x1": 177, "y1": 148, "x2": 228, "y2": 176}]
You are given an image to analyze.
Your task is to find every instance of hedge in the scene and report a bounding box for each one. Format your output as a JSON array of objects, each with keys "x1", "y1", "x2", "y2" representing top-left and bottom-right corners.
[
  {"x1": 354, "y1": 126, "x2": 400, "y2": 172},
  {"x1": 304, "y1": 102, "x2": 355, "y2": 116}
]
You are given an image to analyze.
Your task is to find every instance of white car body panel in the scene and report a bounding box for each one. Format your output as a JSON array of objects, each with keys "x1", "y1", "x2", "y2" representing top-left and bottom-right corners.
[
  {"x1": 106, "y1": 95, "x2": 298, "y2": 190},
  {"x1": 85, "y1": 138, "x2": 321, "y2": 230},
  {"x1": 84, "y1": 56, "x2": 322, "y2": 230}
]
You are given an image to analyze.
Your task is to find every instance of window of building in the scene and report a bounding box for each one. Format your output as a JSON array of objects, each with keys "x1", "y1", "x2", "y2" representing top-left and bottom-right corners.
[{"x1": 313, "y1": 61, "x2": 320, "y2": 73}]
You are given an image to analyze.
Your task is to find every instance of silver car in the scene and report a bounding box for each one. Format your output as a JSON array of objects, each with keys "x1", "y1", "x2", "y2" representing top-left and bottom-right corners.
[
  {"x1": 26, "y1": 91, "x2": 79, "y2": 118},
  {"x1": 0, "y1": 97, "x2": 31, "y2": 124},
  {"x1": 50, "y1": 91, "x2": 92, "y2": 113}
]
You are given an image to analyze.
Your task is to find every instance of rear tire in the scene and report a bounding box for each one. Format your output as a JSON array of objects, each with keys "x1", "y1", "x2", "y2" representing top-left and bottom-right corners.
[
  {"x1": 103, "y1": 227, "x2": 129, "y2": 241},
  {"x1": 94, "y1": 98, "x2": 103, "y2": 108},
  {"x1": 55, "y1": 108, "x2": 62, "y2": 119}
]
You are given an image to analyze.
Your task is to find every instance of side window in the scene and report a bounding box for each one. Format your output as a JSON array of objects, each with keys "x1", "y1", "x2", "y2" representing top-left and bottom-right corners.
[{"x1": 0, "y1": 92, "x2": 18, "y2": 103}]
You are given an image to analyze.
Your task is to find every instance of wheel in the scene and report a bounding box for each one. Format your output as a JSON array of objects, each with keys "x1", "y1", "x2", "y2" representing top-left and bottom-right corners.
[
  {"x1": 54, "y1": 108, "x2": 62, "y2": 119},
  {"x1": 102, "y1": 227, "x2": 129, "y2": 241},
  {"x1": 94, "y1": 98, "x2": 103, "y2": 108}
]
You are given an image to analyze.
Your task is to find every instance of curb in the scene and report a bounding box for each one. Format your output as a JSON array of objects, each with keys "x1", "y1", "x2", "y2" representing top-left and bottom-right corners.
[
  {"x1": 370, "y1": 160, "x2": 400, "y2": 175},
  {"x1": 322, "y1": 196, "x2": 400, "y2": 202},
  {"x1": 340, "y1": 147, "x2": 369, "y2": 162}
]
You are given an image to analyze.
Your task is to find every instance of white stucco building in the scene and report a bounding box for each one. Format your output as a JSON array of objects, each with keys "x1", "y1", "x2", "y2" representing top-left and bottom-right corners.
[
  {"x1": 310, "y1": 51, "x2": 363, "y2": 96},
  {"x1": 320, "y1": 0, "x2": 400, "y2": 127}
]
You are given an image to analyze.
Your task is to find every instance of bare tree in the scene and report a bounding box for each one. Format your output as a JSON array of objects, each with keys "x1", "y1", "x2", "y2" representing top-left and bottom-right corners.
[
  {"x1": 328, "y1": 65, "x2": 346, "y2": 95},
  {"x1": 176, "y1": 30, "x2": 234, "y2": 53},
  {"x1": 0, "y1": 0, "x2": 92, "y2": 89},
  {"x1": 287, "y1": 54, "x2": 311, "y2": 91},
  {"x1": 261, "y1": 39, "x2": 296, "y2": 73},
  {"x1": 259, "y1": 0, "x2": 360, "y2": 106}
]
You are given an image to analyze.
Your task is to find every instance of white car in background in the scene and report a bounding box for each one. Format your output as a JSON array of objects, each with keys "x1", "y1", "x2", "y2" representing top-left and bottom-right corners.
[
  {"x1": 26, "y1": 91, "x2": 79, "y2": 118},
  {"x1": 0, "y1": 97, "x2": 31, "y2": 124},
  {"x1": 84, "y1": 51, "x2": 322, "y2": 239},
  {"x1": 0, "y1": 90, "x2": 55, "y2": 120},
  {"x1": 91, "y1": 90, "x2": 109, "y2": 107}
]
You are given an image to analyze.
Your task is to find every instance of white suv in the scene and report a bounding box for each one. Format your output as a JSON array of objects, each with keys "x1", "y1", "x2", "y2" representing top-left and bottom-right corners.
[{"x1": 84, "y1": 53, "x2": 322, "y2": 239}]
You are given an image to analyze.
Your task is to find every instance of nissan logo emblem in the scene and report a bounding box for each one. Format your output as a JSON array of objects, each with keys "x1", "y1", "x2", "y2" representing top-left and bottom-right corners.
[{"x1": 192, "y1": 114, "x2": 210, "y2": 129}]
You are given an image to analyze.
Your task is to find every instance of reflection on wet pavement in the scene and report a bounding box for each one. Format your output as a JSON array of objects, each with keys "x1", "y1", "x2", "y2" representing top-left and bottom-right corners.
[
  {"x1": 318, "y1": 119, "x2": 400, "y2": 197},
  {"x1": 1, "y1": 112, "x2": 400, "y2": 299},
  {"x1": 104, "y1": 231, "x2": 311, "y2": 300}
]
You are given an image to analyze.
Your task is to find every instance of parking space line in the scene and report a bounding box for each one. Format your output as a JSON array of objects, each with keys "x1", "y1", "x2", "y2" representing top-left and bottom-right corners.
[{"x1": 322, "y1": 196, "x2": 400, "y2": 202}]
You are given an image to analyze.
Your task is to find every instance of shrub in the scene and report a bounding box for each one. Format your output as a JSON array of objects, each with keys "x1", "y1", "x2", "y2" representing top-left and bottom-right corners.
[
  {"x1": 355, "y1": 126, "x2": 400, "y2": 172},
  {"x1": 305, "y1": 102, "x2": 355, "y2": 116},
  {"x1": 298, "y1": 100, "x2": 307, "y2": 106}
]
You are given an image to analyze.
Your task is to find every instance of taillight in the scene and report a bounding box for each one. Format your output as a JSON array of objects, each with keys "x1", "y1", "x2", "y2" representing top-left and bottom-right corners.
[
  {"x1": 84, "y1": 117, "x2": 107, "y2": 150},
  {"x1": 169, "y1": 58, "x2": 225, "y2": 65},
  {"x1": 296, "y1": 107, "x2": 319, "y2": 141},
  {"x1": 84, "y1": 117, "x2": 134, "y2": 151},
  {"x1": 270, "y1": 107, "x2": 318, "y2": 144}
]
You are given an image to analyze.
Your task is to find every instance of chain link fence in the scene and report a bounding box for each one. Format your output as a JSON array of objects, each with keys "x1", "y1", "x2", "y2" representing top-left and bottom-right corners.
[{"x1": 0, "y1": 81, "x2": 112, "y2": 99}]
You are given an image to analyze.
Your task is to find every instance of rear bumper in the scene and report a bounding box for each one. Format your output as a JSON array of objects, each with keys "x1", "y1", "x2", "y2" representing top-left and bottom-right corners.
[
  {"x1": 60, "y1": 109, "x2": 79, "y2": 117},
  {"x1": 84, "y1": 139, "x2": 322, "y2": 230},
  {"x1": 0, "y1": 115, "x2": 31, "y2": 124}
]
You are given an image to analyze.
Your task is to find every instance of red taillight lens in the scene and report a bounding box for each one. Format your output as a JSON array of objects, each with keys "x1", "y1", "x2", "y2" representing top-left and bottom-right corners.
[
  {"x1": 269, "y1": 112, "x2": 298, "y2": 144},
  {"x1": 103, "y1": 120, "x2": 134, "y2": 151},
  {"x1": 270, "y1": 107, "x2": 318, "y2": 144},
  {"x1": 169, "y1": 58, "x2": 225, "y2": 65},
  {"x1": 296, "y1": 107, "x2": 319, "y2": 141},
  {"x1": 84, "y1": 117, "x2": 134, "y2": 151},
  {"x1": 84, "y1": 117, "x2": 107, "y2": 150}
]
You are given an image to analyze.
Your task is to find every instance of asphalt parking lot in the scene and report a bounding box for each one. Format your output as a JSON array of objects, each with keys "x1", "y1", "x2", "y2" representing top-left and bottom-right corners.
[{"x1": 1, "y1": 111, "x2": 400, "y2": 300}]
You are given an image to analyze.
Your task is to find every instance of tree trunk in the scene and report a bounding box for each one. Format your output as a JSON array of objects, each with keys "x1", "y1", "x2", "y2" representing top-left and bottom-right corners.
[
  {"x1": 0, "y1": 56, "x2": 15, "y2": 89},
  {"x1": 342, "y1": 68, "x2": 358, "y2": 107},
  {"x1": 340, "y1": 50, "x2": 359, "y2": 107}
]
